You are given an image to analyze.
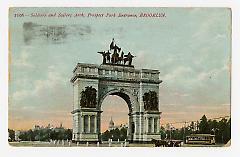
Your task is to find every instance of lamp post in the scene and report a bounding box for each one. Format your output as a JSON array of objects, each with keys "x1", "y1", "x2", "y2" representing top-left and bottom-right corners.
[{"x1": 183, "y1": 122, "x2": 187, "y2": 143}]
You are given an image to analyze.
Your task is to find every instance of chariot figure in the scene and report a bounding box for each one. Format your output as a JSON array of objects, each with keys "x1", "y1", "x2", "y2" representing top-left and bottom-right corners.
[
  {"x1": 110, "y1": 38, "x2": 121, "y2": 53},
  {"x1": 124, "y1": 52, "x2": 135, "y2": 66},
  {"x1": 106, "y1": 50, "x2": 111, "y2": 63},
  {"x1": 110, "y1": 38, "x2": 122, "y2": 64},
  {"x1": 111, "y1": 50, "x2": 119, "y2": 64},
  {"x1": 119, "y1": 51, "x2": 124, "y2": 64},
  {"x1": 98, "y1": 51, "x2": 107, "y2": 64}
]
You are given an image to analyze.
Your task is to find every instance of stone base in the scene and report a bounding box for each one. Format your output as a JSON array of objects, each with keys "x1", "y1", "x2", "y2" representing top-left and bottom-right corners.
[
  {"x1": 127, "y1": 133, "x2": 161, "y2": 143},
  {"x1": 73, "y1": 133, "x2": 99, "y2": 142},
  {"x1": 143, "y1": 134, "x2": 161, "y2": 141}
]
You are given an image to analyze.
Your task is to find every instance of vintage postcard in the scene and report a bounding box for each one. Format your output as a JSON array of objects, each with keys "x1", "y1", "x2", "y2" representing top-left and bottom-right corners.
[{"x1": 8, "y1": 7, "x2": 231, "y2": 147}]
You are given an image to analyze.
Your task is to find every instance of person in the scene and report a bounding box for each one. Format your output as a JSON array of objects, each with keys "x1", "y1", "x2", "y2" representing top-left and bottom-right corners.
[
  {"x1": 110, "y1": 38, "x2": 115, "y2": 50},
  {"x1": 106, "y1": 50, "x2": 111, "y2": 63},
  {"x1": 110, "y1": 38, "x2": 121, "y2": 55},
  {"x1": 97, "y1": 51, "x2": 107, "y2": 64},
  {"x1": 120, "y1": 51, "x2": 124, "y2": 64},
  {"x1": 111, "y1": 50, "x2": 119, "y2": 64},
  {"x1": 125, "y1": 52, "x2": 135, "y2": 65}
]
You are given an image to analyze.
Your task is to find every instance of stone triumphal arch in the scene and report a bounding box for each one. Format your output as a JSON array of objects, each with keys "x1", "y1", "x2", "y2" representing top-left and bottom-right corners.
[{"x1": 70, "y1": 39, "x2": 162, "y2": 143}]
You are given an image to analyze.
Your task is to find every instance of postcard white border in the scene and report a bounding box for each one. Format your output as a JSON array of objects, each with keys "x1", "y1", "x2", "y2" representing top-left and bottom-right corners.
[{"x1": 1, "y1": 0, "x2": 240, "y2": 157}]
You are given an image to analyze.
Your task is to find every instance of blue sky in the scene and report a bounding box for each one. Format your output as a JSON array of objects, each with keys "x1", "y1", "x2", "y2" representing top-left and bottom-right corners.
[{"x1": 9, "y1": 7, "x2": 231, "y2": 130}]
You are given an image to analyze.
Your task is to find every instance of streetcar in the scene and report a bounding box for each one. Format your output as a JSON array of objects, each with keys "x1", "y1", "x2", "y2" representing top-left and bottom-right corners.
[{"x1": 185, "y1": 134, "x2": 215, "y2": 145}]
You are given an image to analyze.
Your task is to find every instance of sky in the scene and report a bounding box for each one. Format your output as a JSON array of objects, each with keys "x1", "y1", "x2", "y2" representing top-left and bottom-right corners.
[{"x1": 9, "y1": 7, "x2": 231, "y2": 131}]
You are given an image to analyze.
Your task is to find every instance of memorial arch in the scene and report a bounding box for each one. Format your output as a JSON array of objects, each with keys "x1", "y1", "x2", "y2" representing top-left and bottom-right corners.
[
  {"x1": 71, "y1": 64, "x2": 162, "y2": 143},
  {"x1": 70, "y1": 39, "x2": 162, "y2": 143}
]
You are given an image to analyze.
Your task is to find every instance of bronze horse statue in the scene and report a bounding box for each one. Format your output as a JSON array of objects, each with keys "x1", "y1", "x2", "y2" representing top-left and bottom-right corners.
[{"x1": 111, "y1": 51, "x2": 121, "y2": 64}]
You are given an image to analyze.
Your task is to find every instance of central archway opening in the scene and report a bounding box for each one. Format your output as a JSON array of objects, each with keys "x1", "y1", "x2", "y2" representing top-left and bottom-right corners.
[{"x1": 101, "y1": 94, "x2": 130, "y2": 141}]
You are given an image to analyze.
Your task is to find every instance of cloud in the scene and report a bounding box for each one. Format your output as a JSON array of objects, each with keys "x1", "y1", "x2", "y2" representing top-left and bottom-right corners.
[
  {"x1": 162, "y1": 66, "x2": 193, "y2": 82},
  {"x1": 191, "y1": 9, "x2": 229, "y2": 41},
  {"x1": 196, "y1": 64, "x2": 228, "y2": 81},
  {"x1": 12, "y1": 90, "x2": 29, "y2": 102},
  {"x1": 32, "y1": 65, "x2": 65, "y2": 94},
  {"x1": 13, "y1": 47, "x2": 34, "y2": 68},
  {"x1": 9, "y1": 64, "x2": 72, "y2": 130},
  {"x1": 12, "y1": 65, "x2": 70, "y2": 107},
  {"x1": 172, "y1": 92, "x2": 190, "y2": 97}
]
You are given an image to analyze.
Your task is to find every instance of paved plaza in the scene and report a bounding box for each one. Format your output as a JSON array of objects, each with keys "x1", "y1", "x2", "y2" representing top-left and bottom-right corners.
[{"x1": 9, "y1": 141, "x2": 225, "y2": 147}]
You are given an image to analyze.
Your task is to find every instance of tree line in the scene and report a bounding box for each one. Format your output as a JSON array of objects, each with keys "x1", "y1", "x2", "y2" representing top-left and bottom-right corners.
[
  {"x1": 101, "y1": 127, "x2": 127, "y2": 141},
  {"x1": 161, "y1": 115, "x2": 230, "y2": 144},
  {"x1": 8, "y1": 128, "x2": 72, "y2": 142}
]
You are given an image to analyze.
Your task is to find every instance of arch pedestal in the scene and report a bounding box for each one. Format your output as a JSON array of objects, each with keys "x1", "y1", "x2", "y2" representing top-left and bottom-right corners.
[{"x1": 71, "y1": 63, "x2": 162, "y2": 143}]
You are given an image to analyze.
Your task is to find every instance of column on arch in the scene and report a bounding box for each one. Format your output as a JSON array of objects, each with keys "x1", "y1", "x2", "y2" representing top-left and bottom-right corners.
[
  {"x1": 83, "y1": 115, "x2": 89, "y2": 133},
  {"x1": 157, "y1": 117, "x2": 160, "y2": 133},
  {"x1": 128, "y1": 115, "x2": 132, "y2": 139},
  {"x1": 88, "y1": 115, "x2": 91, "y2": 133},
  {"x1": 148, "y1": 117, "x2": 152, "y2": 133},
  {"x1": 151, "y1": 117, "x2": 154, "y2": 133},
  {"x1": 94, "y1": 115, "x2": 97, "y2": 133},
  {"x1": 89, "y1": 115, "x2": 95, "y2": 133},
  {"x1": 153, "y1": 117, "x2": 155, "y2": 133},
  {"x1": 81, "y1": 115, "x2": 84, "y2": 133},
  {"x1": 145, "y1": 117, "x2": 149, "y2": 133},
  {"x1": 148, "y1": 117, "x2": 151, "y2": 133},
  {"x1": 153, "y1": 117, "x2": 158, "y2": 133}
]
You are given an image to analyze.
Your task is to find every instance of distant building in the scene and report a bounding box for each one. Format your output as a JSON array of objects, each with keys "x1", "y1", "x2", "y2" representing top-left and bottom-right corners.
[
  {"x1": 119, "y1": 123, "x2": 128, "y2": 130},
  {"x1": 108, "y1": 117, "x2": 128, "y2": 131},
  {"x1": 54, "y1": 123, "x2": 65, "y2": 132},
  {"x1": 33, "y1": 124, "x2": 57, "y2": 131},
  {"x1": 46, "y1": 123, "x2": 54, "y2": 130},
  {"x1": 32, "y1": 125, "x2": 41, "y2": 131},
  {"x1": 109, "y1": 117, "x2": 115, "y2": 131}
]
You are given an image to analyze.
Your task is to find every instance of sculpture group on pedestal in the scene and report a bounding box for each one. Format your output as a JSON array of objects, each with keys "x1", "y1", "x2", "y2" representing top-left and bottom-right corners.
[
  {"x1": 143, "y1": 91, "x2": 159, "y2": 111},
  {"x1": 98, "y1": 38, "x2": 136, "y2": 66},
  {"x1": 80, "y1": 86, "x2": 97, "y2": 108}
]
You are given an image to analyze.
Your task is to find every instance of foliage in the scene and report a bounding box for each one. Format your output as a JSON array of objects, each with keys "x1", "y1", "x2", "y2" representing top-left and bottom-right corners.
[
  {"x1": 199, "y1": 115, "x2": 210, "y2": 133},
  {"x1": 17, "y1": 128, "x2": 72, "y2": 141},
  {"x1": 8, "y1": 129, "x2": 15, "y2": 141},
  {"x1": 101, "y1": 127, "x2": 127, "y2": 141},
  {"x1": 160, "y1": 115, "x2": 230, "y2": 144}
]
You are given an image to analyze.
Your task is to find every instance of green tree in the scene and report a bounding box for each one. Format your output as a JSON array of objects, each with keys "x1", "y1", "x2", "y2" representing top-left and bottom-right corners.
[
  {"x1": 216, "y1": 118, "x2": 230, "y2": 144},
  {"x1": 189, "y1": 121, "x2": 195, "y2": 132},
  {"x1": 64, "y1": 129, "x2": 72, "y2": 140},
  {"x1": 8, "y1": 129, "x2": 15, "y2": 141},
  {"x1": 112, "y1": 128, "x2": 120, "y2": 140},
  {"x1": 226, "y1": 118, "x2": 231, "y2": 143},
  {"x1": 199, "y1": 115, "x2": 210, "y2": 134},
  {"x1": 119, "y1": 128, "x2": 127, "y2": 141},
  {"x1": 19, "y1": 132, "x2": 28, "y2": 141},
  {"x1": 101, "y1": 130, "x2": 110, "y2": 141},
  {"x1": 159, "y1": 126, "x2": 166, "y2": 139},
  {"x1": 101, "y1": 127, "x2": 127, "y2": 141},
  {"x1": 208, "y1": 119, "x2": 218, "y2": 135}
]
